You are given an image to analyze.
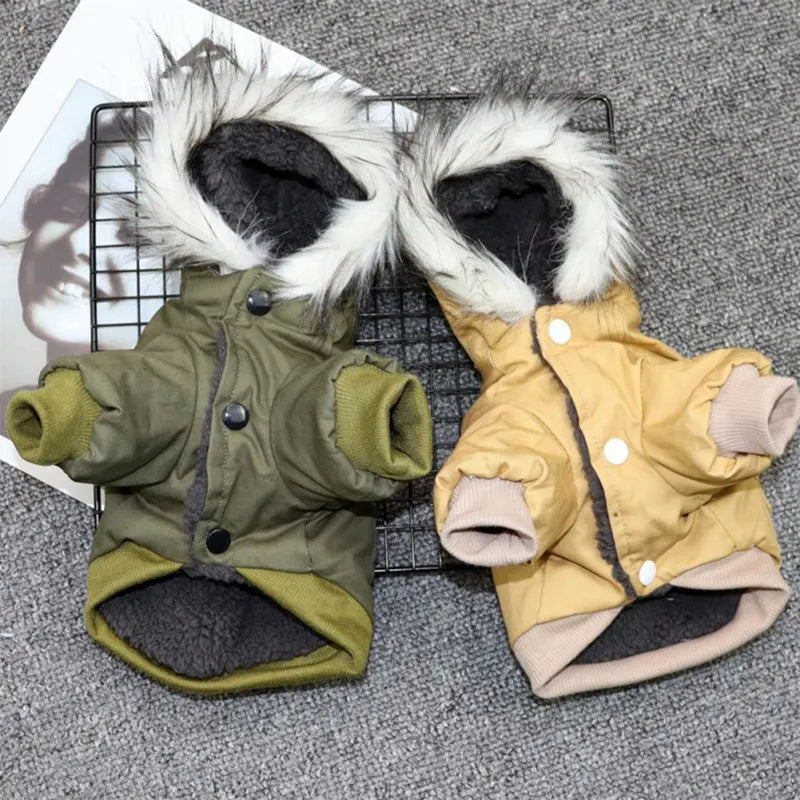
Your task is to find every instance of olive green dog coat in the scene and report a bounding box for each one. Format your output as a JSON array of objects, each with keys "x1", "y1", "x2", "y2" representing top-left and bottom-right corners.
[{"x1": 7, "y1": 55, "x2": 433, "y2": 693}]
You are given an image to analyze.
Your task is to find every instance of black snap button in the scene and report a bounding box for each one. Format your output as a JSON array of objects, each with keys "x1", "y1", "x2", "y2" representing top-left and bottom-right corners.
[
  {"x1": 222, "y1": 402, "x2": 249, "y2": 430},
  {"x1": 206, "y1": 527, "x2": 231, "y2": 554},
  {"x1": 246, "y1": 289, "x2": 272, "y2": 316}
]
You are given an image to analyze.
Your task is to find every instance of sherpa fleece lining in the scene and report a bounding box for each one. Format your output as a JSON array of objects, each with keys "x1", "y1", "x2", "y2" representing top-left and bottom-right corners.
[
  {"x1": 434, "y1": 160, "x2": 571, "y2": 305},
  {"x1": 188, "y1": 120, "x2": 366, "y2": 261},
  {"x1": 512, "y1": 548, "x2": 788, "y2": 698},
  {"x1": 85, "y1": 542, "x2": 373, "y2": 694},
  {"x1": 572, "y1": 587, "x2": 742, "y2": 664},
  {"x1": 99, "y1": 571, "x2": 327, "y2": 679}
]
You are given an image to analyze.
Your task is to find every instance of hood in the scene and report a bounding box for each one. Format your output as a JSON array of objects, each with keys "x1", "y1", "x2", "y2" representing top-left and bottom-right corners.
[
  {"x1": 129, "y1": 49, "x2": 398, "y2": 314},
  {"x1": 398, "y1": 93, "x2": 637, "y2": 323}
]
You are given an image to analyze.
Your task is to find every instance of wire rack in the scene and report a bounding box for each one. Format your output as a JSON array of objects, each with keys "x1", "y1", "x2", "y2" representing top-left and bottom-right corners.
[{"x1": 89, "y1": 92, "x2": 615, "y2": 574}]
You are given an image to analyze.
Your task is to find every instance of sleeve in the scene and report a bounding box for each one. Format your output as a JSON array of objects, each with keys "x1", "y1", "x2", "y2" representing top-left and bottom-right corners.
[
  {"x1": 433, "y1": 404, "x2": 578, "y2": 568},
  {"x1": 642, "y1": 347, "x2": 799, "y2": 495},
  {"x1": 270, "y1": 349, "x2": 433, "y2": 507},
  {"x1": 6, "y1": 348, "x2": 196, "y2": 487},
  {"x1": 708, "y1": 364, "x2": 799, "y2": 457}
]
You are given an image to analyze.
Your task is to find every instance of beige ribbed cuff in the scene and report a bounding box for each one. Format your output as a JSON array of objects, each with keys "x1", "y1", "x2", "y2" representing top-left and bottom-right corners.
[
  {"x1": 709, "y1": 364, "x2": 800, "y2": 457},
  {"x1": 440, "y1": 476, "x2": 537, "y2": 567}
]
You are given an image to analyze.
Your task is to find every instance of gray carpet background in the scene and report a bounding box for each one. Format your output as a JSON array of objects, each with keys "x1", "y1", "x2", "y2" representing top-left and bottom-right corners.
[{"x1": 1, "y1": 1, "x2": 799, "y2": 798}]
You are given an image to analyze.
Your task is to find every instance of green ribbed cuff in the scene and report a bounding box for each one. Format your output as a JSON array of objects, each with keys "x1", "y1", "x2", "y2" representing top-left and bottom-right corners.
[
  {"x1": 335, "y1": 364, "x2": 432, "y2": 480},
  {"x1": 6, "y1": 368, "x2": 101, "y2": 465}
]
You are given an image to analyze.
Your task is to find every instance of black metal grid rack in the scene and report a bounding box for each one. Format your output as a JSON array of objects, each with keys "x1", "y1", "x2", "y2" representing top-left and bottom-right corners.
[{"x1": 89, "y1": 92, "x2": 614, "y2": 574}]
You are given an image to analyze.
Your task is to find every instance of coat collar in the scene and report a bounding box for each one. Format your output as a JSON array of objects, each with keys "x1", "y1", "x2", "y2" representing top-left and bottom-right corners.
[
  {"x1": 533, "y1": 283, "x2": 643, "y2": 348},
  {"x1": 436, "y1": 282, "x2": 643, "y2": 380},
  {"x1": 179, "y1": 267, "x2": 357, "y2": 345}
]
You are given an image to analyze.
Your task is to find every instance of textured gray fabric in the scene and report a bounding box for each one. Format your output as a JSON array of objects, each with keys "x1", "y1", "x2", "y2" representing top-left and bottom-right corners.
[
  {"x1": 574, "y1": 588, "x2": 743, "y2": 665},
  {"x1": 2, "y1": 2, "x2": 799, "y2": 799},
  {"x1": 98, "y1": 571, "x2": 327, "y2": 679},
  {"x1": 434, "y1": 160, "x2": 569, "y2": 298},
  {"x1": 189, "y1": 119, "x2": 366, "y2": 258}
]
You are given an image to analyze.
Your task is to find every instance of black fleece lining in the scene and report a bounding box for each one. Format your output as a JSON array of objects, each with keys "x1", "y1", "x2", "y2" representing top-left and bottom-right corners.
[
  {"x1": 98, "y1": 572, "x2": 327, "y2": 679},
  {"x1": 434, "y1": 160, "x2": 571, "y2": 300},
  {"x1": 188, "y1": 120, "x2": 366, "y2": 259},
  {"x1": 573, "y1": 587, "x2": 743, "y2": 664}
]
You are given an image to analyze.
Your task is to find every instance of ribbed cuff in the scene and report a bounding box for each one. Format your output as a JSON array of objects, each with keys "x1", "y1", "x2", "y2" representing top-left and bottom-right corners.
[
  {"x1": 6, "y1": 368, "x2": 100, "y2": 465},
  {"x1": 441, "y1": 476, "x2": 537, "y2": 567},
  {"x1": 709, "y1": 364, "x2": 800, "y2": 457},
  {"x1": 335, "y1": 363, "x2": 433, "y2": 480}
]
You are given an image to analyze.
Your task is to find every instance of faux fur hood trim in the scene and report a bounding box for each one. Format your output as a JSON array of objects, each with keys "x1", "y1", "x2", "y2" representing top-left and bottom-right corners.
[
  {"x1": 132, "y1": 51, "x2": 398, "y2": 309},
  {"x1": 398, "y1": 95, "x2": 637, "y2": 323}
]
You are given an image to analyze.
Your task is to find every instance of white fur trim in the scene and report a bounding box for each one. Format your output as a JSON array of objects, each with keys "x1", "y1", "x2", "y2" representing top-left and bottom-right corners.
[
  {"x1": 398, "y1": 96, "x2": 637, "y2": 323},
  {"x1": 133, "y1": 56, "x2": 397, "y2": 307}
]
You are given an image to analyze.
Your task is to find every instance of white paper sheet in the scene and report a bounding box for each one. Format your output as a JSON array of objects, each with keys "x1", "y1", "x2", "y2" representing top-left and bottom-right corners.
[{"x1": 0, "y1": 0, "x2": 365, "y2": 505}]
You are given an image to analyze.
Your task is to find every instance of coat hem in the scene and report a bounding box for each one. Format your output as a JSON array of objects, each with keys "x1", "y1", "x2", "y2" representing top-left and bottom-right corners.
[
  {"x1": 84, "y1": 541, "x2": 373, "y2": 694},
  {"x1": 513, "y1": 548, "x2": 788, "y2": 698}
]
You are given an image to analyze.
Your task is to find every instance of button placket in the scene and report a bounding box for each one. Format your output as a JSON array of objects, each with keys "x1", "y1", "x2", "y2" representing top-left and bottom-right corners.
[
  {"x1": 601, "y1": 437, "x2": 655, "y2": 589},
  {"x1": 599, "y1": 434, "x2": 636, "y2": 584},
  {"x1": 543, "y1": 309, "x2": 654, "y2": 593}
]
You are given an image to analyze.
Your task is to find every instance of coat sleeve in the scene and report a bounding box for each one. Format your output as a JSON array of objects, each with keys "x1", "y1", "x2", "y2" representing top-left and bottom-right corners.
[
  {"x1": 270, "y1": 349, "x2": 433, "y2": 507},
  {"x1": 641, "y1": 347, "x2": 799, "y2": 495},
  {"x1": 6, "y1": 347, "x2": 196, "y2": 487},
  {"x1": 434, "y1": 403, "x2": 578, "y2": 567}
]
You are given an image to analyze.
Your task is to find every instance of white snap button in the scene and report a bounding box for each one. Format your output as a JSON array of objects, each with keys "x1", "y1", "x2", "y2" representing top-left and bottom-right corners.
[
  {"x1": 548, "y1": 318, "x2": 571, "y2": 345},
  {"x1": 603, "y1": 437, "x2": 629, "y2": 465},
  {"x1": 639, "y1": 560, "x2": 657, "y2": 587}
]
